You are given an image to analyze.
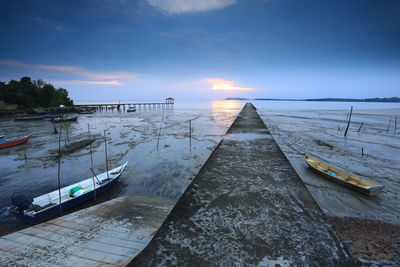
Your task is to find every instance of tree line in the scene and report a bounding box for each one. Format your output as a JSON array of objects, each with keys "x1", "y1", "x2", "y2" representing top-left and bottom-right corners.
[{"x1": 0, "y1": 77, "x2": 73, "y2": 107}]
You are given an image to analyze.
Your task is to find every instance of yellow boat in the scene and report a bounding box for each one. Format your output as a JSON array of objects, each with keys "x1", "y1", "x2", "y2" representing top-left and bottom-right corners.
[{"x1": 302, "y1": 153, "x2": 384, "y2": 196}]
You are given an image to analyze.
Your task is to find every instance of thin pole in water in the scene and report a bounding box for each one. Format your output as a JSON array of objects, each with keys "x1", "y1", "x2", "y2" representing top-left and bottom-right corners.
[
  {"x1": 395, "y1": 117, "x2": 397, "y2": 134},
  {"x1": 156, "y1": 109, "x2": 165, "y2": 150},
  {"x1": 357, "y1": 122, "x2": 364, "y2": 133},
  {"x1": 189, "y1": 119, "x2": 192, "y2": 147},
  {"x1": 57, "y1": 124, "x2": 63, "y2": 216},
  {"x1": 88, "y1": 124, "x2": 94, "y2": 170},
  {"x1": 344, "y1": 106, "x2": 353, "y2": 137},
  {"x1": 104, "y1": 130, "x2": 109, "y2": 179},
  {"x1": 386, "y1": 116, "x2": 392, "y2": 134},
  {"x1": 88, "y1": 124, "x2": 96, "y2": 202}
]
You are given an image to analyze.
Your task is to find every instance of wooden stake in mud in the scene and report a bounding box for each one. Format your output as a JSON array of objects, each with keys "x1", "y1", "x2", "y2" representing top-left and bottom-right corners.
[
  {"x1": 386, "y1": 116, "x2": 392, "y2": 134},
  {"x1": 189, "y1": 119, "x2": 192, "y2": 147},
  {"x1": 344, "y1": 106, "x2": 353, "y2": 137},
  {"x1": 57, "y1": 124, "x2": 63, "y2": 216},
  {"x1": 156, "y1": 109, "x2": 165, "y2": 150},
  {"x1": 88, "y1": 124, "x2": 94, "y2": 170},
  {"x1": 104, "y1": 130, "x2": 109, "y2": 179},
  {"x1": 88, "y1": 124, "x2": 96, "y2": 202},
  {"x1": 357, "y1": 122, "x2": 364, "y2": 133}
]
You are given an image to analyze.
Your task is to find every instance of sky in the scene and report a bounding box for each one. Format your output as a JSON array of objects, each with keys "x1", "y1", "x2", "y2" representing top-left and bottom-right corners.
[{"x1": 0, "y1": 0, "x2": 399, "y2": 101}]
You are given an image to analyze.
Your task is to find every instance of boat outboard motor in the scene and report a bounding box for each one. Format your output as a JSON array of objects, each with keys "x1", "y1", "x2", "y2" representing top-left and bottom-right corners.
[{"x1": 11, "y1": 192, "x2": 33, "y2": 213}]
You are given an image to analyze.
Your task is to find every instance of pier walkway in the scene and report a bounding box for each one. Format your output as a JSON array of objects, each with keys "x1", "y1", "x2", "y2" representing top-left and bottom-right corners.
[
  {"x1": 132, "y1": 103, "x2": 353, "y2": 266},
  {"x1": 0, "y1": 194, "x2": 175, "y2": 266}
]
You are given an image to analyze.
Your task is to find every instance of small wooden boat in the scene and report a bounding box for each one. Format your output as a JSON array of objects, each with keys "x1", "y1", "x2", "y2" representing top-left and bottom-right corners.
[
  {"x1": 0, "y1": 135, "x2": 4, "y2": 139},
  {"x1": 44, "y1": 114, "x2": 62, "y2": 119},
  {"x1": 127, "y1": 106, "x2": 136, "y2": 112},
  {"x1": 303, "y1": 153, "x2": 384, "y2": 196},
  {"x1": 51, "y1": 116, "x2": 78, "y2": 123},
  {"x1": 14, "y1": 115, "x2": 45, "y2": 121},
  {"x1": 11, "y1": 162, "x2": 128, "y2": 224},
  {"x1": 78, "y1": 110, "x2": 95, "y2": 114},
  {"x1": 0, "y1": 135, "x2": 32, "y2": 149}
]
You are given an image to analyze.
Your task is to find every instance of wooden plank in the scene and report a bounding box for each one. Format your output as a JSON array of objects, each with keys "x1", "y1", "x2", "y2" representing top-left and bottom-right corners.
[{"x1": 0, "y1": 194, "x2": 175, "y2": 266}]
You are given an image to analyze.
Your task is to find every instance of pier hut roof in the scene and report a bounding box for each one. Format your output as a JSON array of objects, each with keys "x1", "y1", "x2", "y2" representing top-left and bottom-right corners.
[{"x1": 165, "y1": 97, "x2": 174, "y2": 100}]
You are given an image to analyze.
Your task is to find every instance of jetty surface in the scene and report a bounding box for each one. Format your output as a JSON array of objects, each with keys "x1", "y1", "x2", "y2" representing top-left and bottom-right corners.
[
  {"x1": 132, "y1": 103, "x2": 353, "y2": 266},
  {"x1": 0, "y1": 194, "x2": 175, "y2": 266}
]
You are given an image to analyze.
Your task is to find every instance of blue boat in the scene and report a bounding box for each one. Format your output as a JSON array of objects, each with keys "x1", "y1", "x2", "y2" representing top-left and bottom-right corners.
[
  {"x1": 12, "y1": 162, "x2": 128, "y2": 224},
  {"x1": 14, "y1": 115, "x2": 46, "y2": 121}
]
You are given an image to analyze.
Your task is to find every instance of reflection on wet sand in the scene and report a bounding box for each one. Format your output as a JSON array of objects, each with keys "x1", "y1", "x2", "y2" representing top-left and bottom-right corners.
[{"x1": 0, "y1": 101, "x2": 241, "y2": 235}]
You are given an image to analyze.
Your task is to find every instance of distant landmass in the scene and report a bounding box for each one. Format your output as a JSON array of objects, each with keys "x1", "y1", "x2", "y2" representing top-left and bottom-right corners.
[
  {"x1": 253, "y1": 98, "x2": 298, "y2": 101},
  {"x1": 225, "y1": 97, "x2": 250, "y2": 100},
  {"x1": 304, "y1": 97, "x2": 400, "y2": 103},
  {"x1": 226, "y1": 97, "x2": 400, "y2": 103}
]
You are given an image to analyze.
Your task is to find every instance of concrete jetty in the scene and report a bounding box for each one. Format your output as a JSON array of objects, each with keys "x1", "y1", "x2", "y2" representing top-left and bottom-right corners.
[
  {"x1": 0, "y1": 194, "x2": 175, "y2": 266},
  {"x1": 132, "y1": 103, "x2": 354, "y2": 266}
]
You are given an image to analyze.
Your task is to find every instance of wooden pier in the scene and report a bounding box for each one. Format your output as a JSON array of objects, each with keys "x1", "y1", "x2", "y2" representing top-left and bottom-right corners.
[
  {"x1": 74, "y1": 97, "x2": 174, "y2": 111},
  {"x1": 0, "y1": 194, "x2": 175, "y2": 266}
]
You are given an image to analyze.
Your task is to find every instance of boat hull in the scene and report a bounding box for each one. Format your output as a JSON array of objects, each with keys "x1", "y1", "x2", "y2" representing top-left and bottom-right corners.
[
  {"x1": 304, "y1": 155, "x2": 384, "y2": 196},
  {"x1": 0, "y1": 135, "x2": 32, "y2": 149},
  {"x1": 14, "y1": 173, "x2": 121, "y2": 224},
  {"x1": 14, "y1": 116, "x2": 45, "y2": 121}
]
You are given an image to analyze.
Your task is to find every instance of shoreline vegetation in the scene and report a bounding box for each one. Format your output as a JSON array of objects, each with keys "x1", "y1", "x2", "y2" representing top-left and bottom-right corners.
[
  {"x1": 0, "y1": 77, "x2": 74, "y2": 117},
  {"x1": 226, "y1": 97, "x2": 400, "y2": 103},
  {"x1": 0, "y1": 77, "x2": 73, "y2": 108}
]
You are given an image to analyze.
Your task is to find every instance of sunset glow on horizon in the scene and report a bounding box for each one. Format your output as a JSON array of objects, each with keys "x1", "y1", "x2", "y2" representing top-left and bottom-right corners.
[{"x1": 204, "y1": 78, "x2": 254, "y2": 91}]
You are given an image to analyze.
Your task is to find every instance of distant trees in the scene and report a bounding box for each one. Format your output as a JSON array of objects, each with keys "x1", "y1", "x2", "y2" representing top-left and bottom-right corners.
[{"x1": 0, "y1": 77, "x2": 73, "y2": 107}]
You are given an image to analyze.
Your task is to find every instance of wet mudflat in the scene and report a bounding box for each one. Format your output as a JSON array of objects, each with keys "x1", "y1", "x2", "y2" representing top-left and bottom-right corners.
[
  {"x1": 256, "y1": 101, "x2": 400, "y2": 264},
  {"x1": 257, "y1": 105, "x2": 400, "y2": 223},
  {"x1": 0, "y1": 101, "x2": 242, "y2": 235}
]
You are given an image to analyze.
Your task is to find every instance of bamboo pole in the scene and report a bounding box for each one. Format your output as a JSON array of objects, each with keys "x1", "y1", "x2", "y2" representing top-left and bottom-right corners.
[
  {"x1": 57, "y1": 124, "x2": 63, "y2": 216},
  {"x1": 156, "y1": 109, "x2": 165, "y2": 150},
  {"x1": 357, "y1": 122, "x2": 364, "y2": 133},
  {"x1": 344, "y1": 106, "x2": 353, "y2": 137},
  {"x1": 386, "y1": 116, "x2": 392, "y2": 134},
  {"x1": 395, "y1": 117, "x2": 397, "y2": 134},
  {"x1": 88, "y1": 124, "x2": 96, "y2": 202},
  {"x1": 104, "y1": 130, "x2": 109, "y2": 179},
  {"x1": 189, "y1": 119, "x2": 192, "y2": 147}
]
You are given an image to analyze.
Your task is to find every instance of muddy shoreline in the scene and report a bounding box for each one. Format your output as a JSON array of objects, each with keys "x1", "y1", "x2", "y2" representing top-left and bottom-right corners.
[
  {"x1": 0, "y1": 102, "x2": 241, "y2": 236},
  {"x1": 258, "y1": 106, "x2": 400, "y2": 264},
  {"x1": 329, "y1": 217, "x2": 400, "y2": 264}
]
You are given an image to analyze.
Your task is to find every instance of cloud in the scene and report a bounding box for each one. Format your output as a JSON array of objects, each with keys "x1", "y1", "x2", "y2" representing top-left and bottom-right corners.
[
  {"x1": 147, "y1": 0, "x2": 236, "y2": 14},
  {"x1": 80, "y1": 80, "x2": 121, "y2": 85},
  {"x1": 34, "y1": 16, "x2": 65, "y2": 32},
  {"x1": 51, "y1": 80, "x2": 122, "y2": 85},
  {"x1": 0, "y1": 60, "x2": 137, "y2": 85},
  {"x1": 203, "y1": 78, "x2": 254, "y2": 91}
]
